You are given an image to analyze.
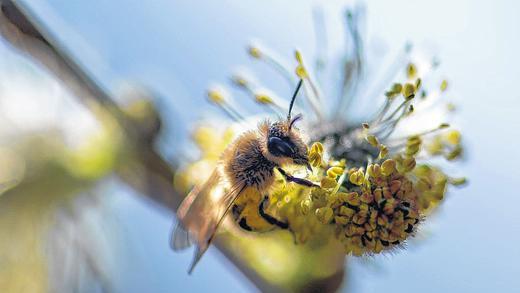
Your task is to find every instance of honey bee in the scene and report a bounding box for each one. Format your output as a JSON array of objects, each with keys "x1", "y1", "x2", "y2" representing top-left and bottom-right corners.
[{"x1": 171, "y1": 79, "x2": 319, "y2": 274}]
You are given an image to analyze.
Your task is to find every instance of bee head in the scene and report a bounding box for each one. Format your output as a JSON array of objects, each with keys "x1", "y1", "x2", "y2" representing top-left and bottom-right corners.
[{"x1": 263, "y1": 115, "x2": 311, "y2": 171}]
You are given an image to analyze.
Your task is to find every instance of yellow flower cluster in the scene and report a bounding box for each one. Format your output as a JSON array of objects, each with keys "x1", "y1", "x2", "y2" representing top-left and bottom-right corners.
[
  {"x1": 174, "y1": 119, "x2": 463, "y2": 257},
  {"x1": 175, "y1": 73, "x2": 466, "y2": 257},
  {"x1": 302, "y1": 143, "x2": 423, "y2": 255},
  {"x1": 175, "y1": 6, "x2": 467, "y2": 258}
]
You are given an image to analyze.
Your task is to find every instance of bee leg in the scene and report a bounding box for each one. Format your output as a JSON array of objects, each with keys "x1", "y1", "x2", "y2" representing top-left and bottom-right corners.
[
  {"x1": 258, "y1": 196, "x2": 288, "y2": 229},
  {"x1": 259, "y1": 196, "x2": 298, "y2": 244},
  {"x1": 276, "y1": 167, "x2": 320, "y2": 188},
  {"x1": 232, "y1": 204, "x2": 254, "y2": 231}
]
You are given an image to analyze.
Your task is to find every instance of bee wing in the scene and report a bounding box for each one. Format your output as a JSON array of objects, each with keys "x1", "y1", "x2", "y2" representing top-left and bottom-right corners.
[
  {"x1": 170, "y1": 167, "x2": 246, "y2": 273},
  {"x1": 170, "y1": 170, "x2": 219, "y2": 251},
  {"x1": 170, "y1": 219, "x2": 194, "y2": 251},
  {"x1": 170, "y1": 183, "x2": 201, "y2": 251}
]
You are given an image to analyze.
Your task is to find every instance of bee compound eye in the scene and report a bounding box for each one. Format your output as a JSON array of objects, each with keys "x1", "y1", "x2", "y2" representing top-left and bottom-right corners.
[{"x1": 268, "y1": 137, "x2": 294, "y2": 157}]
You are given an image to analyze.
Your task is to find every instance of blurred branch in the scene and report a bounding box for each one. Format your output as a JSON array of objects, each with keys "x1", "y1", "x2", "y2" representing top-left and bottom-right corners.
[{"x1": 0, "y1": 0, "x2": 180, "y2": 211}]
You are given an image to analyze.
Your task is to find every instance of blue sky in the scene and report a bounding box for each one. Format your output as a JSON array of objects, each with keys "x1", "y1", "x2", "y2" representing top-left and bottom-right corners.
[{"x1": 2, "y1": 0, "x2": 519, "y2": 292}]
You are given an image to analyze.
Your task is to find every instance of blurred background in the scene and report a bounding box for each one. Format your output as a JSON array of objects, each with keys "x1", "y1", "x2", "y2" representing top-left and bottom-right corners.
[{"x1": 0, "y1": 0, "x2": 518, "y2": 292}]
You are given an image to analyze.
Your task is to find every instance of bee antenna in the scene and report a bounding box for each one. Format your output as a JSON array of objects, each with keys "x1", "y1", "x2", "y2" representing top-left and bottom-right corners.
[
  {"x1": 289, "y1": 114, "x2": 303, "y2": 130},
  {"x1": 287, "y1": 79, "x2": 303, "y2": 121}
]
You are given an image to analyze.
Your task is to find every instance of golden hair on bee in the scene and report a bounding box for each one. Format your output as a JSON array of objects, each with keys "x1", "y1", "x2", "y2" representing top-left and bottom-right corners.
[{"x1": 171, "y1": 79, "x2": 318, "y2": 274}]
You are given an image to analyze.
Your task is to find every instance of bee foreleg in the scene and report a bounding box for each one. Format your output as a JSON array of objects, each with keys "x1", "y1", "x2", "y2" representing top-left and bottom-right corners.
[{"x1": 276, "y1": 167, "x2": 320, "y2": 188}]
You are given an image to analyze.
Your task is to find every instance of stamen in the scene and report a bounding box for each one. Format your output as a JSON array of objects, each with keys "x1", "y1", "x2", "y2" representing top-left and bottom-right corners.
[
  {"x1": 440, "y1": 79, "x2": 448, "y2": 92},
  {"x1": 378, "y1": 144, "x2": 389, "y2": 159},
  {"x1": 412, "y1": 78, "x2": 449, "y2": 112},
  {"x1": 372, "y1": 81, "x2": 417, "y2": 129},
  {"x1": 295, "y1": 50, "x2": 324, "y2": 102},
  {"x1": 312, "y1": 6, "x2": 328, "y2": 80},
  {"x1": 372, "y1": 81, "x2": 406, "y2": 125},
  {"x1": 230, "y1": 69, "x2": 256, "y2": 90},
  {"x1": 444, "y1": 145, "x2": 462, "y2": 161},
  {"x1": 406, "y1": 63, "x2": 417, "y2": 80},
  {"x1": 247, "y1": 43, "x2": 311, "y2": 113},
  {"x1": 219, "y1": 103, "x2": 245, "y2": 122},
  {"x1": 332, "y1": 169, "x2": 348, "y2": 195},
  {"x1": 335, "y1": 8, "x2": 366, "y2": 118},
  {"x1": 379, "y1": 99, "x2": 411, "y2": 125},
  {"x1": 372, "y1": 105, "x2": 410, "y2": 139},
  {"x1": 416, "y1": 123, "x2": 450, "y2": 136},
  {"x1": 372, "y1": 98, "x2": 393, "y2": 125},
  {"x1": 207, "y1": 87, "x2": 245, "y2": 122},
  {"x1": 248, "y1": 42, "x2": 295, "y2": 87},
  {"x1": 363, "y1": 42, "x2": 413, "y2": 120},
  {"x1": 293, "y1": 50, "x2": 324, "y2": 120},
  {"x1": 231, "y1": 72, "x2": 288, "y2": 116},
  {"x1": 448, "y1": 177, "x2": 467, "y2": 186},
  {"x1": 387, "y1": 123, "x2": 450, "y2": 144},
  {"x1": 254, "y1": 91, "x2": 287, "y2": 115}
]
